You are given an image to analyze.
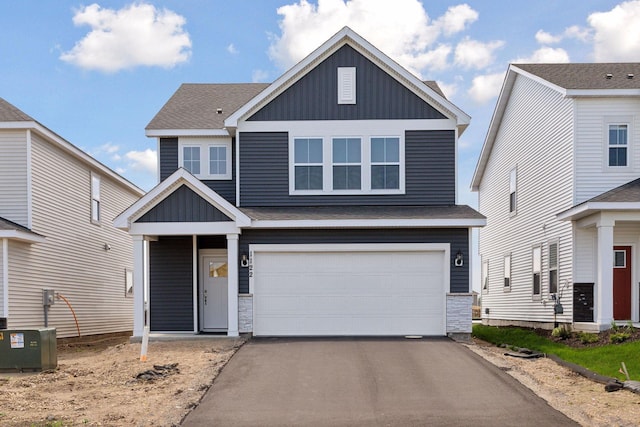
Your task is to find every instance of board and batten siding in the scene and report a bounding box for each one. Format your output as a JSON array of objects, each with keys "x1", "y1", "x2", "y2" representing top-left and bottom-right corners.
[
  {"x1": 478, "y1": 73, "x2": 574, "y2": 325},
  {"x1": 239, "y1": 228, "x2": 469, "y2": 295},
  {"x1": 574, "y1": 98, "x2": 640, "y2": 204},
  {"x1": 6, "y1": 133, "x2": 140, "y2": 338},
  {"x1": 238, "y1": 130, "x2": 455, "y2": 206},
  {"x1": 0, "y1": 130, "x2": 29, "y2": 226}
]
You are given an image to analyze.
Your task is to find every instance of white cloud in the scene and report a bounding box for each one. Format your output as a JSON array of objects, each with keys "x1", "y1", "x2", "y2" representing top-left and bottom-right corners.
[
  {"x1": 535, "y1": 30, "x2": 561, "y2": 45},
  {"x1": 100, "y1": 142, "x2": 120, "y2": 154},
  {"x1": 227, "y1": 43, "x2": 238, "y2": 54},
  {"x1": 252, "y1": 69, "x2": 270, "y2": 83},
  {"x1": 454, "y1": 37, "x2": 504, "y2": 70},
  {"x1": 564, "y1": 25, "x2": 591, "y2": 42},
  {"x1": 468, "y1": 72, "x2": 505, "y2": 104},
  {"x1": 268, "y1": 0, "x2": 485, "y2": 77},
  {"x1": 514, "y1": 47, "x2": 570, "y2": 63},
  {"x1": 125, "y1": 149, "x2": 157, "y2": 174},
  {"x1": 60, "y1": 2, "x2": 191, "y2": 72},
  {"x1": 588, "y1": 0, "x2": 640, "y2": 61}
]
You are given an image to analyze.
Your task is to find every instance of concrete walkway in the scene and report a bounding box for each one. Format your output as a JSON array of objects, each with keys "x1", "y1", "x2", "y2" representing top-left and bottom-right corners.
[{"x1": 182, "y1": 338, "x2": 577, "y2": 426}]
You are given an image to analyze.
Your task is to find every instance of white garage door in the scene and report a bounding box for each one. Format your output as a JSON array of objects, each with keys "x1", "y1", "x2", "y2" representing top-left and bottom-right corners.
[{"x1": 251, "y1": 244, "x2": 448, "y2": 336}]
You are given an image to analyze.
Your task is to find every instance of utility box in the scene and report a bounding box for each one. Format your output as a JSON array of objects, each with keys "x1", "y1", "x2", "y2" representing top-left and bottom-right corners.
[{"x1": 0, "y1": 328, "x2": 57, "y2": 372}]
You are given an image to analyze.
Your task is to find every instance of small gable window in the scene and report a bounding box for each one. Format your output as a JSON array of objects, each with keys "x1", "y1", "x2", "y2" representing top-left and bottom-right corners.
[
  {"x1": 178, "y1": 138, "x2": 232, "y2": 180},
  {"x1": 337, "y1": 67, "x2": 356, "y2": 104},
  {"x1": 91, "y1": 173, "x2": 101, "y2": 224},
  {"x1": 608, "y1": 124, "x2": 628, "y2": 167}
]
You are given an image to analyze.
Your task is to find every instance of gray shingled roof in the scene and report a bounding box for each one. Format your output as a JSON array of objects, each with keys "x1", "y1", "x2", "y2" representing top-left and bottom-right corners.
[
  {"x1": 147, "y1": 80, "x2": 446, "y2": 131},
  {"x1": 0, "y1": 216, "x2": 42, "y2": 235},
  {"x1": 515, "y1": 63, "x2": 640, "y2": 90},
  {"x1": 0, "y1": 97, "x2": 35, "y2": 122},
  {"x1": 588, "y1": 177, "x2": 640, "y2": 203},
  {"x1": 240, "y1": 205, "x2": 484, "y2": 221},
  {"x1": 146, "y1": 83, "x2": 269, "y2": 130}
]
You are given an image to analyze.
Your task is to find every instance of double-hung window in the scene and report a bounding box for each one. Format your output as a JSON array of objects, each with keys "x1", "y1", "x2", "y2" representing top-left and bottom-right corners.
[
  {"x1": 532, "y1": 246, "x2": 541, "y2": 296},
  {"x1": 608, "y1": 124, "x2": 628, "y2": 167},
  {"x1": 371, "y1": 137, "x2": 400, "y2": 190},
  {"x1": 509, "y1": 167, "x2": 517, "y2": 215},
  {"x1": 91, "y1": 173, "x2": 100, "y2": 224},
  {"x1": 294, "y1": 138, "x2": 323, "y2": 190},
  {"x1": 504, "y1": 254, "x2": 511, "y2": 290},
  {"x1": 332, "y1": 138, "x2": 361, "y2": 190},
  {"x1": 549, "y1": 242, "x2": 558, "y2": 294},
  {"x1": 179, "y1": 138, "x2": 232, "y2": 180}
]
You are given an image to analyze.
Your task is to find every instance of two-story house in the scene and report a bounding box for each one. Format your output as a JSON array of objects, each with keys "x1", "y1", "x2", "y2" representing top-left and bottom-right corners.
[
  {"x1": 0, "y1": 97, "x2": 144, "y2": 337},
  {"x1": 472, "y1": 63, "x2": 640, "y2": 331},
  {"x1": 115, "y1": 27, "x2": 485, "y2": 339}
]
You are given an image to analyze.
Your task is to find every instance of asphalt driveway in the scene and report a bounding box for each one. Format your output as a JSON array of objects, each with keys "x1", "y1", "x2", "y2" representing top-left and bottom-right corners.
[{"x1": 182, "y1": 338, "x2": 577, "y2": 426}]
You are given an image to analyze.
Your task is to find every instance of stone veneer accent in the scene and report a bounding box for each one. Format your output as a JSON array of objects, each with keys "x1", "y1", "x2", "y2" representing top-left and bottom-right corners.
[
  {"x1": 446, "y1": 293, "x2": 472, "y2": 336},
  {"x1": 239, "y1": 294, "x2": 253, "y2": 333}
]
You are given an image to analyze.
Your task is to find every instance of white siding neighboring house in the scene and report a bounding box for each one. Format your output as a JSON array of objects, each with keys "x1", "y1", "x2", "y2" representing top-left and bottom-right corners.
[
  {"x1": 0, "y1": 98, "x2": 144, "y2": 337},
  {"x1": 472, "y1": 63, "x2": 640, "y2": 331}
]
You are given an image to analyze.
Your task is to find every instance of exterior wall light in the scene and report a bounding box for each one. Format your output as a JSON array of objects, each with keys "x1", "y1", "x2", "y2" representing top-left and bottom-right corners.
[{"x1": 454, "y1": 250, "x2": 464, "y2": 267}]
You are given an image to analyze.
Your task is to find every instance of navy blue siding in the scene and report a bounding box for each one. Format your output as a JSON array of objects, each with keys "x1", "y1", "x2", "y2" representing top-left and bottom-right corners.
[
  {"x1": 136, "y1": 185, "x2": 232, "y2": 223},
  {"x1": 149, "y1": 237, "x2": 193, "y2": 332},
  {"x1": 238, "y1": 228, "x2": 469, "y2": 294},
  {"x1": 239, "y1": 130, "x2": 455, "y2": 206},
  {"x1": 158, "y1": 137, "x2": 236, "y2": 204},
  {"x1": 248, "y1": 45, "x2": 445, "y2": 121}
]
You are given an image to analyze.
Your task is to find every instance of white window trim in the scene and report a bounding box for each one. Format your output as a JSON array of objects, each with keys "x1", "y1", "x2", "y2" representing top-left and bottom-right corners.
[
  {"x1": 532, "y1": 245, "x2": 541, "y2": 299},
  {"x1": 503, "y1": 253, "x2": 511, "y2": 292},
  {"x1": 90, "y1": 172, "x2": 101, "y2": 225},
  {"x1": 509, "y1": 166, "x2": 517, "y2": 217},
  {"x1": 604, "y1": 117, "x2": 632, "y2": 171},
  {"x1": 178, "y1": 137, "x2": 232, "y2": 180},
  {"x1": 289, "y1": 134, "x2": 405, "y2": 195}
]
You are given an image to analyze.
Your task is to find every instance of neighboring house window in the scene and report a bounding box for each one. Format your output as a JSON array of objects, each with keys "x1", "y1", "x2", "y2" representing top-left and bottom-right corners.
[
  {"x1": 294, "y1": 138, "x2": 323, "y2": 190},
  {"x1": 608, "y1": 124, "x2": 628, "y2": 167},
  {"x1": 332, "y1": 138, "x2": 361, "y2": 190},
  {"x1": 482, "y1": 260, "x2": 489, "y2": 293},
  {"x1": 337, "y1": 67, "x2": 356, "y2": 104},
  {"x1": 183, "y1": 146, "x2": 201, "y2": 175},
  {"x1": 504, "y1": 254, "x2": 511, "y2": 290},
  {"x1": 91, "y1": 173, "x2": 100, "y2": 224},
  {"x1": 509, "y1": 167, "x2": 517, "y2": 215},
  {"x1": 178, "y1": 138, "x2": 232, "y2": 180},
  {"x1": 371, "y1": 137, "x2": 400, "y2": 190},
  {"x1": 532, "y1": 245, "x2": 541, "y2": 296},
  {"x1": 549, "y1": 241, "x2": 558, "y2": 294}
]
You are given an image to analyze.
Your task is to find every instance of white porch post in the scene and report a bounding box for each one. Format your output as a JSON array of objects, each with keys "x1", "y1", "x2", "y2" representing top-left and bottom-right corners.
[
  {"x1": 596, "y1": 222, "x2": 614, "y2": 328},
  {"x1": 133, "y1": 235, "x2": 146, "y2": 338},
  {"x1": 227, "y1": 234, "x2": 239, "y2": 337}
]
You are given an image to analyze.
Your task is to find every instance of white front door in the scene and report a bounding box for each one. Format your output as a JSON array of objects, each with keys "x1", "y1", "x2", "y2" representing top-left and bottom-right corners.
[{"x1": 200, "y1": 252, "x2": 228, "y2": 331}]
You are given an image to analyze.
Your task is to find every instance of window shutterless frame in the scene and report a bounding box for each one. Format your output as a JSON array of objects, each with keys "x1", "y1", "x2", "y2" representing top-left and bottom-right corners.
[
  {"x1": 503, "y1": 253, "x2": 511, "y2": 291},
  {"x1": 90, "y1": 172, "x2": 101, "y2": 225},
  {"x1": 532, "y1": 245, "x2": 541, "y2": 298},
  {"x1": 178, "y1": 138, "x2": 232, "y2": 180}
]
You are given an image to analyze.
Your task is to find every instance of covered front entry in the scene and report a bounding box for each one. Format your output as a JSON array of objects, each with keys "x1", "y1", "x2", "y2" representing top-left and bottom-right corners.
[{"x1": 250, "y1": 244, "x2": 448, "y2": 336}]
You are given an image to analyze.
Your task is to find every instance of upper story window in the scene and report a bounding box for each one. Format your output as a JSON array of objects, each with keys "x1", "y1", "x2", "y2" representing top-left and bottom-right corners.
[
  {"x1": 290, "y1": 135, "x2": 404, "y2": 195},
  {"x1": 509, "y1": 167, "x2": 517, "y2": 216},
  {"x1": 294, "y1": 138, "x2": 323, "y2": 190},
  {"x1": 371, "y1": 137, "x2": 400, "y2": 190},
  {"x1": 532, "y1": 245, "x2": 541, "y2": 297},
  {"x1": 608, "y1": 124, "x2": 628, "y2": 167},
  {"x1": 91, "y1": 173, "x2": 101, "y2": 224},
  {"x1": 178, "y1": 138, "x2": 232, "y2": 180},
  {"x1": 332, "y1": 138, "x2": 361, "y2": 190}
]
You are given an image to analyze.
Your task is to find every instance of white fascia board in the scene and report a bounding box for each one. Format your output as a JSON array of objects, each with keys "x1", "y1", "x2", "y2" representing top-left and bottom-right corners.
[
  {"x1": 557, "y1": 202, "x2": 640, "y2": 221},
  {"x1": 238, "y1": 118, "x2": 457, "y2": 133},
  {"x1": 114, "y1": 168, "x2": 251, "y2": 230},
  {"x1": 1, "y1": 121, "x2": 144, "y2": 196},
  {"x1": 225, "y1": 26, "x2": 469, "y2": 131},
  {"x1": 145, "y1": 129, "x2": 230, "y2": 137},
  {"x1": 510, "y1": 65, "x2": 567, "y2": 96},
  {"x1": 565, "y1": 89, "x2": 640, "y2": 97},
  {"x1": 0, "y1": 230, "x2": 46, "y2": 244},
  {"x1": 250, "y1": 218, "x2": 486, "y2": 229},
  {"x1": 128, "y1": 222, "x2": 241, "y2": 236}
]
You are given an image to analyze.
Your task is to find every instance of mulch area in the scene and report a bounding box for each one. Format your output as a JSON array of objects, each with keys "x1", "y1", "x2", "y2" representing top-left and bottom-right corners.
[{"x1": 532, "y1": 324, "x2": 640, "y2": 348}]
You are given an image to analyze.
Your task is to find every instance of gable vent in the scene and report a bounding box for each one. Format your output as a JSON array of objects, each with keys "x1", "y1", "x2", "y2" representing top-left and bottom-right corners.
[
  {"x1": 337, "y1": 67, "x2": 356, "y2": 105},
  {"x1": 605, "y1": 73, "x2": 613, "y2": 79},
  {"x1": 216, "y1": 108, "x2": 223, "y2": 114}
]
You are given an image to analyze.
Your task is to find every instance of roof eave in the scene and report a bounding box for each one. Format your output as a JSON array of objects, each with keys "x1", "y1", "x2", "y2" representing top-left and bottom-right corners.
[{"x1": 145, "y1": 128, "x2": 231, "y2": 137}]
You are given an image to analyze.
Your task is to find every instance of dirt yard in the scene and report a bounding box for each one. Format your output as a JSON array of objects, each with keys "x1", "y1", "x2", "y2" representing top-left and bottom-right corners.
[{"x1": 1, "y1": 335, "x2": 640, "y2": 426}]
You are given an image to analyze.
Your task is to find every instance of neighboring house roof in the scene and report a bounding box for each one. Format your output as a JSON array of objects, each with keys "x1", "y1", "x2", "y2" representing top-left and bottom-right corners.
[
  {"x1": 0, "y1": 216, "x2": 46, "y2": 243},
  {"x1": 0, "y1": 97, "x2": 144, "y2": 197},
  {"x1": 145, "y1": 83, "x2": 269, "y2": 135},
  {"x1": 557, "y1": 177, "x2": 640, "y2": 221},
  {"x1": 225, "y1": 27, "x2": 470, "y2": 135},
  {"x1": 471, "y1": 63, "x2": 640, "y2": 191}
]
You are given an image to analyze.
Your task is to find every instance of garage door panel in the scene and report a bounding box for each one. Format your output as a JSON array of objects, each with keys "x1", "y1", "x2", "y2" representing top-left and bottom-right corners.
[{"x1": 253, "y1": 248, "x2": 446, "y2": 336}]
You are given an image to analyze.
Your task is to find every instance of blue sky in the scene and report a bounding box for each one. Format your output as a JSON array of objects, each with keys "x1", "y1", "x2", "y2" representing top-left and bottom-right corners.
[{"x1": 0, "y1": 0, "x2": 635, "y2": 205}]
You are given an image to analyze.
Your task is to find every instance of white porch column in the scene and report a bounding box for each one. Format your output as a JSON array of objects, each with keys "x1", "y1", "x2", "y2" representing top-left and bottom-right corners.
[
  {"x1": 226, "y1": 234, "x2": 239, "y2": 337},
  {"x1": 596, "y1": 223, "x2": 614, "y2": 328},
  {"x1": 133, "y1": 235, "x2": 146, "y2": 338}
]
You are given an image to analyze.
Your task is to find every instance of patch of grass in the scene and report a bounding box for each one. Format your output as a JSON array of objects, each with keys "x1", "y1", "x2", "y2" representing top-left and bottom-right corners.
[{"x1": 473, "y1": 324, "x2": 640, "y2": 381}]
